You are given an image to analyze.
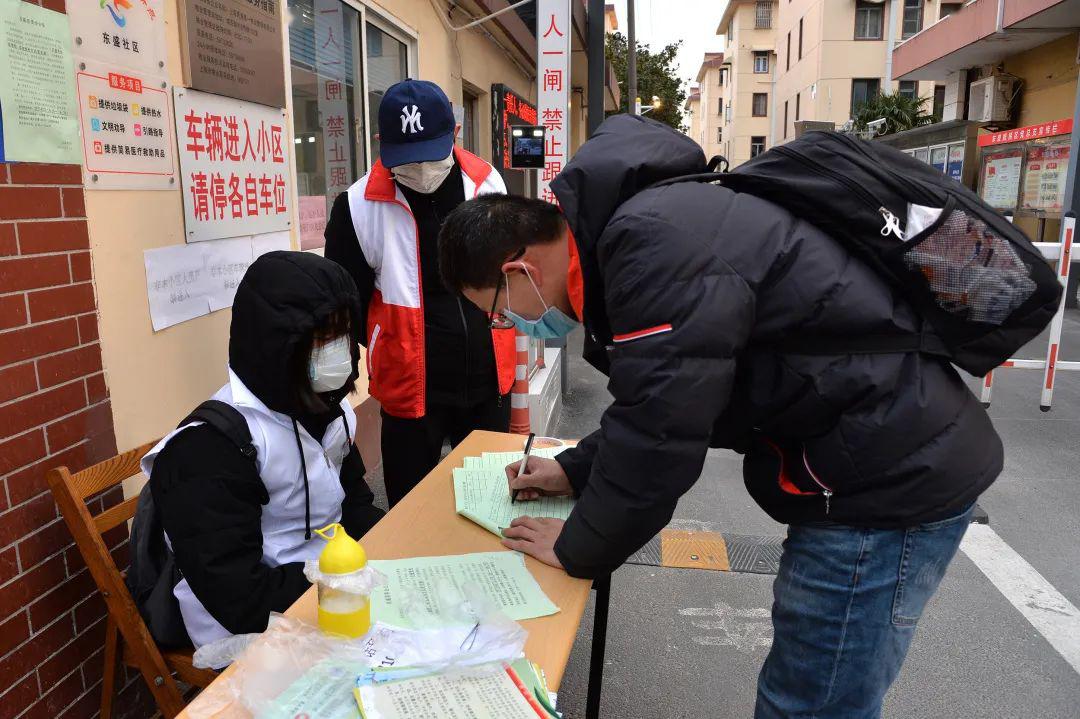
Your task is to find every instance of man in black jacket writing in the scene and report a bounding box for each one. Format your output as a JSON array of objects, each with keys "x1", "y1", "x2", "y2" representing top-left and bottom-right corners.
[{"x1": 438, "y1": 116, "x2": 1001, "y2": 717}]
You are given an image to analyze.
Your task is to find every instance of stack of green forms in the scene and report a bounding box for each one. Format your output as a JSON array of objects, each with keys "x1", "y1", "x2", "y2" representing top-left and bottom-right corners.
[
  {"x1": 259, "y1": 657, "x2": 558, "y2": 719},
  {"x1": 354, "y1": 658, "x2": 559, "y2": 718},
  {"x1": 453, "y1": 448, "x2": 575, "y2": 536}
]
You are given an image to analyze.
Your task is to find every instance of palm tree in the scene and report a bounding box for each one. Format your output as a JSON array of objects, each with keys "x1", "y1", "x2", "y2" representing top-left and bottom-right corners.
[{"x1": 853, "y1": 93, "x2": 935, "y2": 137}]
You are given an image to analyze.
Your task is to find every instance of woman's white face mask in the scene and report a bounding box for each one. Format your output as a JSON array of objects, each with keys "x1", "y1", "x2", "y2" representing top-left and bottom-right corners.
[
  {"x1": 391, "y1": 152, "x2": 455, "y2": 194},
  {"x1": 309, "y1": 335, "x2": 353, "y2": 393}
]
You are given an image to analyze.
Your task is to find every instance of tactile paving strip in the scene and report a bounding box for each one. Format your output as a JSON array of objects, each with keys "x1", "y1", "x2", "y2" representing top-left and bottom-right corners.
[{"x1": 625, "y1": 530, "x2": 784, "y2": 575}]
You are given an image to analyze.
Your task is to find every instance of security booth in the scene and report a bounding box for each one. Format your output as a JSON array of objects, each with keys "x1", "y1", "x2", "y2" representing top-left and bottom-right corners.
[{"x1": 875, "y1": 120, "x2": 982, "y2": 190}]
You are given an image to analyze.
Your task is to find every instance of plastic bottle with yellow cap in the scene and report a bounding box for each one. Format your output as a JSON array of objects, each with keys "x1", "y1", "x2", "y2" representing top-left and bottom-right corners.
[{"x1": 310, "y1": 523, "x2": 374, "y2": 638}]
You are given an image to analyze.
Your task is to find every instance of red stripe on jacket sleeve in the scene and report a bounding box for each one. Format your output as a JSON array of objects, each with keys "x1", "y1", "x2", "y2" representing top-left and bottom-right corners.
[{"x1": 612, "y1": 323, "x2": 673, "y2": 343}]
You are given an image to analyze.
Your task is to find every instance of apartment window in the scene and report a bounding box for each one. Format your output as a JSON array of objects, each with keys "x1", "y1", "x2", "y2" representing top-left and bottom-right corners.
[
  {"x1": 795, "y1": 92, "x2": 801, "y2": 120},
  {"x1": 902, "y1": 0, "x2": 923, "y2": 38},
  {"x1": 798, "y1": 18, "x2": 804, "y2": 60},
  {"x1": 898, "y1": 80, "x2": 918, "y2": 99},
  {"x1": 851, "y1": 78, "x2": 881, "y2": 115},
  {"x1": 755, "y1": 1, "x2": 773, "y2": 29},
  {"x1": 854, "y1": 0, "x2": 884, "y2": 40},
  {"x1": 783, "y1": 100, "x2": 789, "y2": 139},
  {"x1": 939, "y1": 2, "x2": 962, "y2": 18},
  {"x1": 717, "y1": 127, "x2": 723, "y2": 144},
  {"x1": 786, "y1": 32, "x2": 791, "y2": 71},
  {"x1": 719, "y1": 98, "x2": 724, "y2": 116},
  {"x1": 719, "y1": 69, "x2": 725, "y2": 86},
  {"x1": 933, "y1": 84, "x2": 946, "y2": 118},
  {"x1": 751, "y1": 136, "x2": 766, "y2": 158},
  {"x1": 461, "y1": 87, "x2": 479, "y2": 153},
  {"x1": 752, "y1": 93, "x2": 768, "y2": 117},
  {"x1": 753, "y1": 51, "x2": 770, "y2": 74}
]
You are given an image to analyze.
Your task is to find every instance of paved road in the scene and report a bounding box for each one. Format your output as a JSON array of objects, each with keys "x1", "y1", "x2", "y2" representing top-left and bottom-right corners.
[{"x1": 548, "y1": 311, "x2": 1080, "y2": 719}]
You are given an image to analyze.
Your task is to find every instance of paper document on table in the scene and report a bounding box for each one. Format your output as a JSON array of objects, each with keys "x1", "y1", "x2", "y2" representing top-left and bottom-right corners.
[
  {"x1": 462, "y1": 446, "x2": 566, "y2": 469},
  {"x1": 368, "y1": 552, "x2": 558, "y2": 628},
  {"x1": 258, "y1": 658, "x2": 363, "y2": 719},
  {"x1": 354, "y1": 660, "x2": 551, "y2": 719},
  {"x1": 454, "y1": 468, "x2": 576, "y2": 537}
]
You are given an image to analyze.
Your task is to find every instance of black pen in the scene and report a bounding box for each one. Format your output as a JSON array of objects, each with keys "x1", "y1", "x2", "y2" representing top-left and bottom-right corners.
[{"x1": 512, "y1": 432, "x2": 536, "y2": 504}]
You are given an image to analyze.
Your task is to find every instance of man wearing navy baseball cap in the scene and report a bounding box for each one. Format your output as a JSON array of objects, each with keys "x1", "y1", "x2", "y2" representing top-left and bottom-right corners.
[{"x1": 325, "y1": 79, "x2": 516, "y2": 506}]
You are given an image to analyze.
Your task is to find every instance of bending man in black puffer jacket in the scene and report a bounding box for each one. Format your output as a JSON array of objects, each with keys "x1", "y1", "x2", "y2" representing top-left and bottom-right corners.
[{"x1": 438, "y1": 115, "x2": 1001, "y2": 718}]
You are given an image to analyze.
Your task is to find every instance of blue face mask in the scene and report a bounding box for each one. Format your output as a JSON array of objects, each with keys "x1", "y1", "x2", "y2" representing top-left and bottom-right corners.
[{"x1": 503, "y1": 267, "x2": 580, "y2": 340}]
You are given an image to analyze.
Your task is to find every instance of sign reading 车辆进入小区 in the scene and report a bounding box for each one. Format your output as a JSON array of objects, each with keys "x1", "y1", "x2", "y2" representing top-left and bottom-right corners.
[
  {"x1": 174, "y1": 87, "x2": 292, "y2": 242},
  {"x1": 177, "y1": 0, "x2": 285, "y2": 109},
  {"x1": 76, "y1": 60, "x2": 175, "y2": 189},
  {"x1": 0, "y1": 0, "x2": 80, "y2": 164}
]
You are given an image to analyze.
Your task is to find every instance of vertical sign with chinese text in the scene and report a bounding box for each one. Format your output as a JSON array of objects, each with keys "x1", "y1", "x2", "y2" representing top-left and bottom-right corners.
[
  {"x1": 536, "y1": 0, "x2": 569, "y2": 204},
  {"x1": 310, "y1": 0, "x2": 351, "y2": 249},
  {"x1": 174, "y1": 87, "x2": 292, "y2": 241}
]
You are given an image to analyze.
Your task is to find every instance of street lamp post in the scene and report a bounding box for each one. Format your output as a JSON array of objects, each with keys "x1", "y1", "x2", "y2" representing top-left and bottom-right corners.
[{"x1": 636, "y1": 95, "x2": 662, "y2": 115}]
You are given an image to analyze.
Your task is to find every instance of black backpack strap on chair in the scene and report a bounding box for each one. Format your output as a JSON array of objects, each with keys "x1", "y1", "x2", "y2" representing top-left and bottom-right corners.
[{"x1": 177, "y1": 399, "x2": 257, "y2": 463}]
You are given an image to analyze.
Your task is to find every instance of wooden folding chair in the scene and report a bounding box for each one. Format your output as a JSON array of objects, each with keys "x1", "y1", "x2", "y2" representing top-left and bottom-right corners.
[{"x1": 47, "y1": 440, "x2": 218, "y2": 719}]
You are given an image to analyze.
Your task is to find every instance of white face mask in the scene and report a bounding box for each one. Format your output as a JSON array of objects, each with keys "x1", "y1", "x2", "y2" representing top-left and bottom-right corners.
[
  {"x1": 391, "y1": 153, "x2": 455, "y2": 194},
  {"x1": 309, "y1": 335, "x2": 353, "y2": 393}
]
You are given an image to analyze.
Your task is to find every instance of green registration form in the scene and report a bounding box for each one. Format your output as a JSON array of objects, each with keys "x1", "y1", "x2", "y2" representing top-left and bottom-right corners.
[
  {"x1": 455, "y1": 448, "x2": 575, "y2": 537},
  {"x1": 368, "y1": 551, "x2": 558, "y2": 628}
]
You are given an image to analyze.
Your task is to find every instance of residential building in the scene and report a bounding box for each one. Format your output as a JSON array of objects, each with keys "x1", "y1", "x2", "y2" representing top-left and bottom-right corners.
[
  {"x1": 892, "y1": 0, "x2": 1079, "y2": 257},
  {"x1": 693, "y1": 52, "x2": 727, "y2": 160},
  {"x1": 685, "y1": 86, "x2": 704, "y2": 148},
  {"x1": 772, "y1": 0, "x2": 942, "y2": 144},
  {"x1": 717, "y1": 1, "x2": 777, "y2": 166}
]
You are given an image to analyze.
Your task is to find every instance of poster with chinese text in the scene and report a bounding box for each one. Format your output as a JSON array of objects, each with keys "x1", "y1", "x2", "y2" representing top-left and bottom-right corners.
[
  {"x1": 312, "y1": 0, "x2": 351, "y2": 249},
  {"x1": 0, "y1": 0, "x2": 80, "y2": 164},
  {"x1": 174, "y1": 87, "x2": 292, "y2": 242},
  {"x1": 980, "y1": 149, "x2": 1023, "y2": 211},
  {"x1": 75, "y1": 60, "x2": 175, "y2": 189},
  {"x1": 1022, "y1": 142, "x2": 1070, "y2": 214}
]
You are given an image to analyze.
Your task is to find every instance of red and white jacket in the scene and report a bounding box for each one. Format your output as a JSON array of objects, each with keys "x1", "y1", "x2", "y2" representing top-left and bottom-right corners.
[{"x1": 346, "y1": 147, "x2": 516, "y2": 418}]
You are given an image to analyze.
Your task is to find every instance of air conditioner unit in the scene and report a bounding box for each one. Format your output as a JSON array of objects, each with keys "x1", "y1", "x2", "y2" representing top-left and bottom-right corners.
[{"x1": 967, "y1": 75, "x2": 1018, "y2": 123}]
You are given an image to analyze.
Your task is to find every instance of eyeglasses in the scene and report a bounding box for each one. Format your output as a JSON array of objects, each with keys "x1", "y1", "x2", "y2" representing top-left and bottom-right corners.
[{"x1": 488, "y1": 248, "x2": 526, "y2": 330}]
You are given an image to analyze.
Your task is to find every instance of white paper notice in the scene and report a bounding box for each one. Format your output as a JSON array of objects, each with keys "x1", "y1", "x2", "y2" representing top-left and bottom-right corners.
[
  {"x1": 144, "y1": 243, "x2": 211, "y2": 331},
  {"x1": 144, "y1": 231, "x2": 292, "y2": 330}
]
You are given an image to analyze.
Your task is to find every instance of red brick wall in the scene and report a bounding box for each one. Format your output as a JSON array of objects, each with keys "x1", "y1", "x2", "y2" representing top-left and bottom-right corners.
[{"x1": 0, "y1": 157, "x2": 152, "y2": 719}]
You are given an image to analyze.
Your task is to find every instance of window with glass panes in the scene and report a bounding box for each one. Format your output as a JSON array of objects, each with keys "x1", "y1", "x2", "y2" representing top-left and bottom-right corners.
[
  {"x1": 753, "y1": 52, "x2": 769, "y2": 74},
  {"x1": 751, "y1": 136, "x2": 766, "y2": 157},
  {"x1": 752, "y1": 93, "x2": 768, "y2": 117},
  {"x1": 854, "y1": 1, "x2": 883, "y2": 39},
  {"x1": 288, "y1": 0, "x2": 412, "y2": 249},
  {"x1": 899, "y1": 80, "x2": 918, "y2": 99},
  {"x1": 755, "y1": 1, "x2": 773, "y2": 28},
  {"x1": 851, "y1": 78, "x2": 880, "y2": 115},
  {"x1": 902, "y1": 0, "x2": 923, "y2": 38}
]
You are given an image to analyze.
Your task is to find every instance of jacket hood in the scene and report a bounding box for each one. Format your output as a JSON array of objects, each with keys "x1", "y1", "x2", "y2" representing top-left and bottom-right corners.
[
  {"x1": 550, "y1": 114, "x2": 706, "y2": 253},
  {"x1": 229, "y1": 251, "x2": 363, "y2": 417}
]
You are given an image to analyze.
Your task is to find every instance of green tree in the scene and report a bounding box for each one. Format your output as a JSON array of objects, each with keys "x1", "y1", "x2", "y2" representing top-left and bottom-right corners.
[
  {"x1": 852, "y1": 92, "x2": 935, "y2": 136},
  {"x1": 604, "y1": 31, "x2": 687, "y2": 131}
]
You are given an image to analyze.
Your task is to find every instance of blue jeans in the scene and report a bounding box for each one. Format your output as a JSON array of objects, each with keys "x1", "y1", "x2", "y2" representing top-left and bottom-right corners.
[{"x1": 755, "y1": 505, "x2": 974, "y2": 719}]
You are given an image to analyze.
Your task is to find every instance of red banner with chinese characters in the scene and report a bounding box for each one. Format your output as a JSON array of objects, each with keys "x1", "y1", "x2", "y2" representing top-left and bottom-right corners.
[
  {"x1": 977, "y1": 119, "x2": 1073, "y2": 147},
  {"x1": 174, "y1": 87, "x2": 292, "y2": 242}
]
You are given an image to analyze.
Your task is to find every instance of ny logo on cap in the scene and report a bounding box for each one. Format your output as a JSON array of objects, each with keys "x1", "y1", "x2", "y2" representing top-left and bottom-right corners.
[{"x1": 400, "y1": 105, "x2": 424, "y2": 135}]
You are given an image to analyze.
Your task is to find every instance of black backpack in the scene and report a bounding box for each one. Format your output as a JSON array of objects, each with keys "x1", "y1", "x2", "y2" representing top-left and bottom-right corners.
[
  {"x1": 126, "y1": 400, "x2": 257, "y2": 648},
  {"x1": 655, "y1": 131, "x2": 1062, "y2": 377}
]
